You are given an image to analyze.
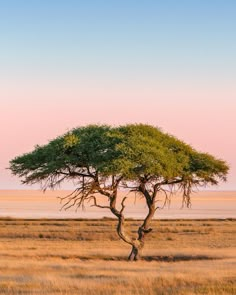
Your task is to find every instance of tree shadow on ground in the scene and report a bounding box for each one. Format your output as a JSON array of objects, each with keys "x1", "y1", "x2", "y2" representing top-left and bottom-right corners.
[
  {"x1": 42, "y1": 253, "x2": 223, "y2": 262},
  {"x1": 103, "y1": 254, "x2": 223, "y2": 262}
]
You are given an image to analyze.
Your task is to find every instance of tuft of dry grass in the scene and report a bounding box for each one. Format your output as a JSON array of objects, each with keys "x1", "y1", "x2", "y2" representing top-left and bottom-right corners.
[{"x1": 0, "y1": 218, "x2": 235, "y2": 294}]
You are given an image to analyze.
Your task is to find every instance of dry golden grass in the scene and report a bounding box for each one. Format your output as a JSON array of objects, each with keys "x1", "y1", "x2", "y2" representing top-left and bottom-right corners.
[{"x1": 0, "y1": 218, "x2": 235, "y2": 294}]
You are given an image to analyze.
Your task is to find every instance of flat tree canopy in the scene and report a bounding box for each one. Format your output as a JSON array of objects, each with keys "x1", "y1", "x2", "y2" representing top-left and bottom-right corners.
[{"x1": 9, "y1": 124, "x2": 229, "y2": 260}]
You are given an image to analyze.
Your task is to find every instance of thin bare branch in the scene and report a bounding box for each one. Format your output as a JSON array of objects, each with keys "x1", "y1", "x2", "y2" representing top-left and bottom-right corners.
[{"x1": 88, "y1": 196, "x2": 110, "y2": 209}]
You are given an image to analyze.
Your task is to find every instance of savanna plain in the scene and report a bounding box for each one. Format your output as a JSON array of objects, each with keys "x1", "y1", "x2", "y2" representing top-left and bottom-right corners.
[{"x1": 0, "y1": 218, "x2": 235, "y2": 295}]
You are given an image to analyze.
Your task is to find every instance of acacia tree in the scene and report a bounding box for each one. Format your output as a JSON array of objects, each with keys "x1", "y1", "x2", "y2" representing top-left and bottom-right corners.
[{"x1": 9, "y1": 124, "x2": 229, "y2": 260}]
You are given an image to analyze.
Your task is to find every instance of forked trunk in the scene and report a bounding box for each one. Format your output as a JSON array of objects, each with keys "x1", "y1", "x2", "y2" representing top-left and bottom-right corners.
[
  {"x1": 110, "y1": 185, "x2": 156, "y2": 261},
  {"x1": 127, "y1": 186, "x2": 156, "y2": 261},
  {"x1": 128, "y1": 245, "x2": 143, "y2": 261}
]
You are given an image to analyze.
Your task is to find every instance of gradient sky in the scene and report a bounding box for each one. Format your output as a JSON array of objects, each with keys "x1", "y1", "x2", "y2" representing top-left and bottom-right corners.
[{"x1": 1, "y1": 0, "x2": 235, "y2": 190}]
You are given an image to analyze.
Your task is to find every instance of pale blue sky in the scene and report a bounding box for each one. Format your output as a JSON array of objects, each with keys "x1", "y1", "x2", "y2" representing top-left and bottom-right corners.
[{"x1": 1, "y1": 0, "x2": 236, "y2": 80}]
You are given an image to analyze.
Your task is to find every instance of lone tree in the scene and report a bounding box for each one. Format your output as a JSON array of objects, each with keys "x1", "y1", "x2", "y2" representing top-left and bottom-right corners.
[{"x1": 9, "y1": 124, "x2": 229, "y2": 260}]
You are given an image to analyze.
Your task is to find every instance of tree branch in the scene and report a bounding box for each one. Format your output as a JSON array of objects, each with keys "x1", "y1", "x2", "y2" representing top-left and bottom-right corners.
[
  {"x1": 88, "y1": 196, "x2": 110, "y2": 209},
  {"x1": 120, "y1": 196, "x2": 127, "y2": 214}
]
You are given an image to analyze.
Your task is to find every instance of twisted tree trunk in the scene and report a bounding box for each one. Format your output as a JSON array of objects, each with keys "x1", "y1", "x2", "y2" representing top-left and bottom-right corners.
[
  {"x1": 109, "y1": 191, "x2": 134, "y2": 247},
  {"x1": 109, "y1": 181, "x2": 157, "y2": 261},
  {"x1": 128, "y1": 203, "x2": 155, "y2": 261},
  {"x1": 127, "y1": 183, "x2": 157, "y2": 261}
]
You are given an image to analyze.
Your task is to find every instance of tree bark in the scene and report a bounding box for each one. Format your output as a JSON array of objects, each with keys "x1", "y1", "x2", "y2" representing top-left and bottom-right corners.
[
  {"x1": 128, "y1": 243, "x2": 143, "y2": 261},
  {"x1": 128, "y1": 183, "x2": 157, "y2": 261},
  {"x1": 109, "y1": 189, "x2": 135, "y2": 248},
  {"x1": 109, "y1": 182, "x2": 157, "y2": 261}
]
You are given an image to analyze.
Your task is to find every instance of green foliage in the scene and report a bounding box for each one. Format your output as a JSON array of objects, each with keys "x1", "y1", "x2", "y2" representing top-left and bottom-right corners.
[
  {"x1": 9, "y1": 124, "x2": 229, "y2": 189},
  {"x1": 10, "y1": 125, "x2": 116, "y2": 186},
  {"x1": 112, "y1": 124, "x2": 191, "y2": 180},
  {"x1": 63, "y1": 133, "x2": 80, "y2": 149},
  {"x1": 188, "y1": 152, "x2": 228, "y2": 184}
]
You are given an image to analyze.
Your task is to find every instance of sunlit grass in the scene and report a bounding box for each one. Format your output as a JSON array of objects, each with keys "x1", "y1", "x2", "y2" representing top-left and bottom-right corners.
[{"x1": 0, "y1": 219, "x2": 235, "y2": 294}]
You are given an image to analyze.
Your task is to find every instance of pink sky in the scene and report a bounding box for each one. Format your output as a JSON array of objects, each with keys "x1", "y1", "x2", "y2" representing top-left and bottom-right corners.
[{"x1": 1, "y1": 76, "x2": 235, "y2": 190}]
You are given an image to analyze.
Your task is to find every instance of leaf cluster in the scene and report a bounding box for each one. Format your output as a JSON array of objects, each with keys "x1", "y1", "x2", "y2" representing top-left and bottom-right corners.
[{"x1": 9, "y1": 124, "x2": 229, "y2": 189}]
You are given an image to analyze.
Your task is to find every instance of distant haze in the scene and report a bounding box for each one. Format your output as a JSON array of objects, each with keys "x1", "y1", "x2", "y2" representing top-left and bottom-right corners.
[
  {"x1": 0, "y1": 190, "x2": 235, "y2": 219},
  {"x1": 1, "y1": 1, "x2": 235, "y2": 190}
]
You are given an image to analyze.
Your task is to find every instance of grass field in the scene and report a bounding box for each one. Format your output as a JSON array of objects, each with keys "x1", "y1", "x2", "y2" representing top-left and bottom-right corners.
[{"x1": 0, "y1": 218, "x2": 235, "y2": 294}]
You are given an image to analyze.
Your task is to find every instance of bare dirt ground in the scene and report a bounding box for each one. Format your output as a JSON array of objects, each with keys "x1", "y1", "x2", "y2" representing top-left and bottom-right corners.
[{"x1": 0, "y1": 218, "x2": 235, "y2": 294}]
